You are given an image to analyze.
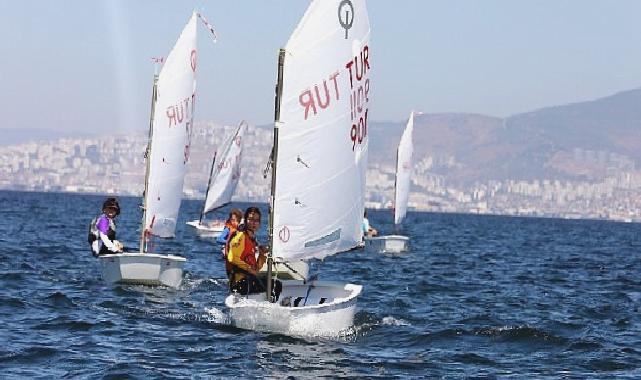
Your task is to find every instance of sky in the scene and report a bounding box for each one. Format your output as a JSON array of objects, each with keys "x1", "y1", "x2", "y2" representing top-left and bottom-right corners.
[{"x1": 2, "y1": 0, "x2": 641, "y2": 135}]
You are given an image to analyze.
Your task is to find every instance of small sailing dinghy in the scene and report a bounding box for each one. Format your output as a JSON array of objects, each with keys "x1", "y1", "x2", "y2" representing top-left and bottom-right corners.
[
  {"x1": 99, "y1": 13, "x2": 201, "y2": 288},
  {"x1": 366, "y1": 112, "x2": 414, "y2": 253},
  {"x1": 186, "y1": 121, "x2": 247, "y2": 237},
  {"x1": 226, "y1": 0, "x2": 371, "y2": 336}
]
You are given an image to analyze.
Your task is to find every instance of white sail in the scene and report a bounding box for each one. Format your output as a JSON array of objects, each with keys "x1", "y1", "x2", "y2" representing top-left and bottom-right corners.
[
  {"x1": 272, "y1": 0, "x2": 371, "y2": 261},
  {"x1": 203, "y1": 121, "x2": 247, "y2": 213},
  {"x1": 145, "y1": 13, "x2": 198, "y2": 238},
  {"x1": 393, "y1": 112, "x2": 414, "y2": 225}
]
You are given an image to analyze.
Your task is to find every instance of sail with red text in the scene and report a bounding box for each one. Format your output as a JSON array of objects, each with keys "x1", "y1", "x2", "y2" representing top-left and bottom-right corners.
[
  {"x1": 145, "y1": 12, "x2": 197, "y2": 238},
  {"x1": 272, "y1": 0, "x2": 371, "y2": 261}
]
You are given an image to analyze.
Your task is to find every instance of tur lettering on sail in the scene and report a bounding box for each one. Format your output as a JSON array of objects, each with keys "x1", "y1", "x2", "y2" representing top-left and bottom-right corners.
[{"x1": 296, "y1": 44, "x2": 371, "y2": 151}]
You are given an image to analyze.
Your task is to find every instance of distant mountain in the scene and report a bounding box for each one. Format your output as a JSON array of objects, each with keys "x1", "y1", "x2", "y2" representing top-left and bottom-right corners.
[{"x1": 369, "y1": 88, "x2": 641, "y2": 185}]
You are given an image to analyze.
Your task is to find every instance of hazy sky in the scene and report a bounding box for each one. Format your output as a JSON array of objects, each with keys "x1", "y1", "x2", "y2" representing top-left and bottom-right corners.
[{"x1": 2, "y1": 0, "x2": 641, "y2": 134}]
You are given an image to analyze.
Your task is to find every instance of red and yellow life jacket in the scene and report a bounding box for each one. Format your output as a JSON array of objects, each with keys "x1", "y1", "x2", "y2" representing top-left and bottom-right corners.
[{"x1": 226, "y1": 230, "x2": 265, "y2": 285}]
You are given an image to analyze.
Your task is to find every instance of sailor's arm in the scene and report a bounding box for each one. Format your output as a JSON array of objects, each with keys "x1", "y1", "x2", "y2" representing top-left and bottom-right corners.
[
  {"x1": 256, "y1": 247, "x2": 268, "y2": 270},
  {"x1": 216, "y1": 228, "x2": 230, "y2": 245},
  {"x1": 99, "y1": 232, "x2": 119, "y2": 252}
]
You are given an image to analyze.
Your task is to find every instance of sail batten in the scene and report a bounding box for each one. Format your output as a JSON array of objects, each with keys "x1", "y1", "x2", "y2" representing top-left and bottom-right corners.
[
  {"x1": 144, "y1": 13, "x2": 198, "y2": 239},
  {"x1": 272, "y1": 0, "x2": 371, "y2": 261}
]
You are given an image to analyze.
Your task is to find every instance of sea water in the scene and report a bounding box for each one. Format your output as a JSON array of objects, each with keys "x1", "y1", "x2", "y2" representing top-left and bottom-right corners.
[{"x1": 1, "y1": 190, "x2": 641, "y2": 378}]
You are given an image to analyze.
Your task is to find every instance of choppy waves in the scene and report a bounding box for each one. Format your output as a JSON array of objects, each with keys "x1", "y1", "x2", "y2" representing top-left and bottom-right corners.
[{"x1": 1, "y1": 191, "x2": 641, "y2": 377}]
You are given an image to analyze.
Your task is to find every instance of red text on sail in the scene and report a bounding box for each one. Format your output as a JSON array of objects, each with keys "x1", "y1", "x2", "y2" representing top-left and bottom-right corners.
[
  {"x1": 295, "y1": 44, "x2": 371, "y2": 151},
  {"x1": 347, "y1": 45, "x2": 370, "y2": 151},
  {"x1": 299, "y1": 72, "x2": 341, "y2": 120},
  {"x1": 166, "y1": 93, "x2": 196, "y2": 128}
]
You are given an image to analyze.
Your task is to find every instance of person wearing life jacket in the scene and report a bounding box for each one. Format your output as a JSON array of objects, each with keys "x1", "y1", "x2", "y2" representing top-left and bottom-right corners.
[
  {"x1": 226, "y1": 206, "x2": 281, "y2": 298},
  {"x1": 89, "y1": 197, "x2": 124, "y2": 256},
  {"x1": 216, "y1": 208, "x2": 243, "y2": 259}
]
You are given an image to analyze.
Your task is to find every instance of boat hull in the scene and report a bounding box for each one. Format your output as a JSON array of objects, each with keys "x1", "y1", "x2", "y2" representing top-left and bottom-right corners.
[
  {"x1": 186, "y1": 220, "x2": 225, "y2": 237},
  {"x1": 98, "y1": 252, "x2": 186, "y2": 288},
  {"x1": 366, "y1": 235, "x2": 409, "y2": 253},
  {"x1": 225, "y1": 280, "x2": 361, "y2": 336}
]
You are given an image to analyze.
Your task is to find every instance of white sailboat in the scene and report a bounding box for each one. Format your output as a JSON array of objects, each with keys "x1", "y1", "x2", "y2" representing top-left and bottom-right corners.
[
  {"x1": 366, "y1": 112, "x2": 414, "y2": 253},
  {"x1": 99, "y1": 13, "x2": 200, "y2": 288},
  {"x1": 186, "y1": 121, "x2": 247, "y2": 237},
  {"x1": 226, "y1": 0, "x2": 371, "y2": 336}
]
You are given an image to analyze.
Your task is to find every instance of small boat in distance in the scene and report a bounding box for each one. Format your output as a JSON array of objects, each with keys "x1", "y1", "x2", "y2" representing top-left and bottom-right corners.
[
  {"x1": 226, "y1": 0, "x2": 371, "y2": 336},
  {"x1": 186, "y1": 121, "x2": 247, "y2": 237},
  {"x1": 366, "y1": 111, "x2": 414, "y2": 253},
  {"x1": 99, "y1": 12, "x2": 202, "y2": 287}
]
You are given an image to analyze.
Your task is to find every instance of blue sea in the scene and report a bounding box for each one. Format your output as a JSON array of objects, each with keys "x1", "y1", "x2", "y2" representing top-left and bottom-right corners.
[{"x1": 2, "y1": 190, "x2": 641, "y2": 378}]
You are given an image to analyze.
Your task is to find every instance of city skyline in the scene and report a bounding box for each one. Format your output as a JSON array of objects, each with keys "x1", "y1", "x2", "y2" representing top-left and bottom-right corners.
[
  {"x1": 3, "y1": 0, "x2": 641, "y2": 135},
  {"x1": 2, "y1": 119, "x2": 641, "y2": 224}
]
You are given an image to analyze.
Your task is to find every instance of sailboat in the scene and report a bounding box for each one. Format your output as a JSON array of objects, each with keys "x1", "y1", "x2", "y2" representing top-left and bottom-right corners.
[
  {"x1": 225, "y1": 0, "x2": 370, "y2": 336},
  {"x1": 366, "y1": 112, "x2": 414, "y2": 253},
  {"x1": 99, "y1": 12, "x2": 200, "y2": 288},
  {"x1": 186, "y1": 121, "x2": 247, "y2": 237}
]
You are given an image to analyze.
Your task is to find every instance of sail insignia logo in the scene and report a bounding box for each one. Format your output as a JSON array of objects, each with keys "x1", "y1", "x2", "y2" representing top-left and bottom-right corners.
[
  {"x1": 279, "y1": 226, "x2": 291, "y2": 243},
  {"x1": 190, "y1": 50, "x2": 197, "y2": 72},
  {"x1": 338, "y1": 0, "x2": 354, "y2": 39}
]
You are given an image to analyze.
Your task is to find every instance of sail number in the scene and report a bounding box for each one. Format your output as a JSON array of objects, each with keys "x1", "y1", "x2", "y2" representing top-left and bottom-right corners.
[
  {"x1": 350, "y1": 109, "x2": 368, "y2": 151},
  {"x1": 347, "y1": 45, "x2": 370, "y2": 151}
]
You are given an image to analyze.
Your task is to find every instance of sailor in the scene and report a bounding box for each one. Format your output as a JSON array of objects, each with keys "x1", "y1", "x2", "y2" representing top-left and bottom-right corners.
[
  {"x1": 226, "y1": 206, "x2": 281, "y2": 298},
  {"x1": 89, "y1": 197, "x2": 124, "y2": 256},
  {"x1": 362, "y1": 210, "x2": 378, "y2": 238},
  {"x1": 216, "y1": 208, "x2": 243, "y2": 259}
]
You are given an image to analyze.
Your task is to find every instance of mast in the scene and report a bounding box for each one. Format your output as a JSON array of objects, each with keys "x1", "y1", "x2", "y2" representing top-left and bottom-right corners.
[
  {"x1": 140, "y1": 73, "x2": 159, "y2": 253},
  {"x1": 267, "y1": 48, "x2": 286, "y2": 302},
  {"x1": 199, "y1": 151, "x2": 218, "y2": 224}
]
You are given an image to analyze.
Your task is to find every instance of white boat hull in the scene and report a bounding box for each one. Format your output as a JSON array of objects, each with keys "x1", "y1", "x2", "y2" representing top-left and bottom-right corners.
[
  {"x1": 98, "y1": 252, "x2": 186, "y2": 288},
  {"x1": 186, "y1": 220, "x2": 225, "y2": 237},
  {"x1": 225, "y1": 280, "x2": 361, "y2": 337},
  {"x1": 258, "y1": 258, "x2": 309, "y2": 281},
  {"x1": 366, "y1": 235, "x2": 410, "y2": 253}
]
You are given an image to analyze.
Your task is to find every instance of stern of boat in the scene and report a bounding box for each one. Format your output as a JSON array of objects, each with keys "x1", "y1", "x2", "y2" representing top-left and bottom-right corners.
[
  {"x1": 99, "y1": 252, "x2": 186, "y2": 288},
  {"x1": 366, "y1": 235, "x2": 410, "y2": 253}
]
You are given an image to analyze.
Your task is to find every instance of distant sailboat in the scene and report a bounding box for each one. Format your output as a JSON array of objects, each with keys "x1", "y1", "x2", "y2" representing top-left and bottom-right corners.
[
  {"x1": 366, "y1": 112, "x2": 414, "y2": 253},
  {"x1": 226, "y1": 0, "x2": 371, "y2": 336},
  {"x1": 99, "y1": 12, "x2": 200, "y2": 288},
  {"x1": 186, "y1": 121, "x2": 247, "y2": 237}
]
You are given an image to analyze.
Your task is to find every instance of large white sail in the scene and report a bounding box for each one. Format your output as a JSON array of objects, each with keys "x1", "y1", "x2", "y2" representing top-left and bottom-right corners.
[
  {"x1": 145, "y1": 13, "x2": 198, "y2": 238},
  {"x1": 272, "y1": 0, "x2": 371, "y2": 261},
  {"x1": 393, "y1": 112, "x2": 414, "y2": 226},
  {"x1": 203, "y1": 121, "x2": 247, "y2": 213}
]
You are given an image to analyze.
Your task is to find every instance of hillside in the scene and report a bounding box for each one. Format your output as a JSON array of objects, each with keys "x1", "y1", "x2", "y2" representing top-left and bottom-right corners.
[{"x1": 369, "y1": 88, "x2": 641, "y2": 185}]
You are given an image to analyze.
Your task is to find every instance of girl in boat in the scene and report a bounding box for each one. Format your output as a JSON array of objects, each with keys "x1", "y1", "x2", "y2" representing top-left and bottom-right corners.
[
  {"x1": 89, "y1": 197, "x2": 124, "y2": 256},
  {"x1": 216, "y1": 208, "x2": 243, "y2": 258},
  {"x1": 226, "y1": 207, "x2": 281, "y2": 298}
]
